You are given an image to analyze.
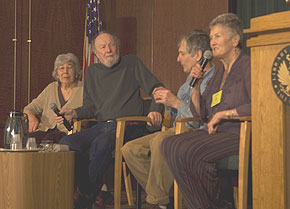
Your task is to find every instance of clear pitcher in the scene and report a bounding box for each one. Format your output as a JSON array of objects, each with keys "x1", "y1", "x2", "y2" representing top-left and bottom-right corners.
[{"x1": 3, "y1": 110, "x2": 28, "y2": 149}]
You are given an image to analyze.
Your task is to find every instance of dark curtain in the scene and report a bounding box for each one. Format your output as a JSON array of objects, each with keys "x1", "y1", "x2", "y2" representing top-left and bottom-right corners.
[{"x1": 232, "y1": 0, "x2": 290, "y2": 54}]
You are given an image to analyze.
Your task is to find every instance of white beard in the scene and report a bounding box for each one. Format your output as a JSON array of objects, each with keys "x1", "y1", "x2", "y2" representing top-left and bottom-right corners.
[{"x1": 101, "y1": 54, "x2": 120, "y2": 68}]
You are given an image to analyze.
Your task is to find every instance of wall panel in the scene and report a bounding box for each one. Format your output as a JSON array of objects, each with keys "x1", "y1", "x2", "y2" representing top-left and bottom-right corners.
[
  {"x1": 27, "y1": 0, "x2": 86, "y2": 103},
  {"x1": 153, "y1": 0, "x2": 229, "y2": 93},
  {"x1": 135, "y1": 1, "x2": 154, "y2": 71},
  {"x1": 0, "y1": 0, "x2": 86, "y2": 146},
  {"x1": 0, "y1": 0, "x2": 230, "y2": 146},
  {"x1": 102, "y1": 0, "x2": 229, "y2": 94},
  {"x1": 0, "y1": 0, "x2": 21, "y2": 129}
]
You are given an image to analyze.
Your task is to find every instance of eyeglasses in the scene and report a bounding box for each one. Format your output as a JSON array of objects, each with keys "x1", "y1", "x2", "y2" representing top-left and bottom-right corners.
[{"x1": 58, "y1": 64, "x2": 74, "y2": 72}]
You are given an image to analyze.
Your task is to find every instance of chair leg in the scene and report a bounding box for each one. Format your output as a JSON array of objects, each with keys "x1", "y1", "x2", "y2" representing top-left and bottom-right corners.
[
  {"x1": 174, "y1": 121, "x2": 186, "y2": 209},
  {"x1": 233, "y1": 186, "x2": 238, "y2": 209},
  {"x1": 123, "y1": 162, "x2": 134, "y2": 206},
  {"x1": 123, "y1": 161, "x2": 142, "y2": 209},
  {"x1": 114, "y1": 120, "x2": 126, "y2": 209},
  {"x1": 238, "y1": 121, "x2": 251, "y2": 209},
  {"x1": 136, "y1": 182, "x2": 142, "y2": 209},
  {"x1": 174, "y1": 180, "x2": 182, "y2": 209}
]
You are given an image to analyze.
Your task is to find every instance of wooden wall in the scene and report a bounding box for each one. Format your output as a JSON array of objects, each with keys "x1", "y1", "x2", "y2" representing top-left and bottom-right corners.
[
  {"x1": 0, "y1": 0, "x2": 230, "y2": 145},
  {"x1": 0, "y1": 0, "x2": 86, "y2": 146},
  {"x1": 102, "y1": 0, "x2": 229, "y2": 94}
]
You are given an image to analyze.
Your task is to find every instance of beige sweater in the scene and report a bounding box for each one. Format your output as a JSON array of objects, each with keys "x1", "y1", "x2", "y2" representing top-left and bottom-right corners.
[{"x1": 24, "y1": 81, "x2": 83, "y2": 133}]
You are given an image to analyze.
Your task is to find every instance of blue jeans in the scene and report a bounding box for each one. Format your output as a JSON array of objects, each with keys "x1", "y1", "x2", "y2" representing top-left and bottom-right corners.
[{"x1": 60, "y1": 121, "x2": 151, "y2": 196}]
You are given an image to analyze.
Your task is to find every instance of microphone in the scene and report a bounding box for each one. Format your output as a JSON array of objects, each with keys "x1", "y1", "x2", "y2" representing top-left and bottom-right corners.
[
  {"x1": 189, "y1": 50, "x2": 213, "y2": 88},
  {"x1": 49, "y1": 103, "x2": 72, "y2": 131}
]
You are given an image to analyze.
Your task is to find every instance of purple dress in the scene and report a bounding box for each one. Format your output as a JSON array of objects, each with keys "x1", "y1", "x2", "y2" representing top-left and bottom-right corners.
[{"x1": 161, "y1": 54, "x2": 251, "y2": 209}]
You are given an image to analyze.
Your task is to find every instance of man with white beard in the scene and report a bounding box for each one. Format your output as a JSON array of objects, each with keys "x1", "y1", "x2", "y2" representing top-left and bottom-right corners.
[{"x1": 58, "y1": 32, "x2": 164, "y2": 209}]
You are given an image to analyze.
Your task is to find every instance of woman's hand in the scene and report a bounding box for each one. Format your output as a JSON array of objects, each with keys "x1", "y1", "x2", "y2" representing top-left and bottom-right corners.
[
  {"x1": 27, "y1": 114, "x2": 40, "y2": 133},
  {"x1": 55, "y1": 109, "x2": 76, "y2": 125},
  {"x1": 207, "y1": 109, "x2": 238, "y2": 134},
  {"x1": 207, "y1": 112, "x2": 223, "y2": 134}
]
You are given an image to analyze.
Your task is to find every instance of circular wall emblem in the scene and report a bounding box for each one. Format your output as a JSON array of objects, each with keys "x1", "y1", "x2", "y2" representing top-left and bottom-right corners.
[{"x1": 271, "y1": 45, "x2": 290, "y2": 105}]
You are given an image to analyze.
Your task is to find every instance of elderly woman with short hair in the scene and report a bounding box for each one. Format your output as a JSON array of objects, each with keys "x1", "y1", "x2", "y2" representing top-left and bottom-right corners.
[
  {"x1": 161, "y1": 13, "x2": 251, "y2": 209},
  {"x1": 24, "y1": 53, "x2": 83, "y2": 144}
]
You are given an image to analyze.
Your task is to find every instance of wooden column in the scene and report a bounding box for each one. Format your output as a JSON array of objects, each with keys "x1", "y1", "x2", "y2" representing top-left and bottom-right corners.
[{"x1": 244, "y1": 11, "x2": 290, "y2": 209}]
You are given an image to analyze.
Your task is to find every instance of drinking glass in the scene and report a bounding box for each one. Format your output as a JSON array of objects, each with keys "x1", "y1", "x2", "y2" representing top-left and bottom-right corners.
[
  {"x1": 26, "y1": 137, "x2": 37, "y2": 150},
  {"x1": 39, "y1": 140, "x2": 54, "y2": 152},
  {"x1": 10, "y1": 134, "x2": 22, "y2": 150}
]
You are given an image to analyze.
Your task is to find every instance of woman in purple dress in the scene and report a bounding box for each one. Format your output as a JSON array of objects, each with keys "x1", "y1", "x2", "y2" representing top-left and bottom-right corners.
[{"x1": 161, "y1": 13, "x2": 251, "y2": 209}]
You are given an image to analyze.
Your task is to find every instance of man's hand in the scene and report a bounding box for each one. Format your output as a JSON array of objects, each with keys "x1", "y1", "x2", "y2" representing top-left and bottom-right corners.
[
  {"x1": 55, "y1": 109, "x2": 77, "y2": 125},
  {"x1": 152, "y1": 87, "x2": 181, "y2": 109},
  {"x1": 147, "y1": 111, "x2": 162, "y2": 126}
]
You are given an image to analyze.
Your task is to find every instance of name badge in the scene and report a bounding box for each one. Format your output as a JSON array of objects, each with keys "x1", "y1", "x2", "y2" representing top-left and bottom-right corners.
[{"x1": 211, "y1": 90, "x2": 223, "y2": 107}]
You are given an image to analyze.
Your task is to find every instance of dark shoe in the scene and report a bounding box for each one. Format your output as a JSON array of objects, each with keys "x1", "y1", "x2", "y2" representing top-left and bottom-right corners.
[
  {"x1": 92, "y1": 191, "x2": 113, "y2": 209},
  {"x1": 74, "y1": 187, "x2": 93, "y2": 209}
]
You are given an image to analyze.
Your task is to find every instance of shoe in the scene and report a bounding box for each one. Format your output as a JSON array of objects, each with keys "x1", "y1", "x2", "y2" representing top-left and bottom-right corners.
[
  {"x1": 147, "y1": 203, "x2": 167, "y2": 209},
  {"x1": 92, "y1": 191, "x2": 113, "y2": 209},
  {"x1": 73, "y1": 187, "x2": 93, "y2": 209}
]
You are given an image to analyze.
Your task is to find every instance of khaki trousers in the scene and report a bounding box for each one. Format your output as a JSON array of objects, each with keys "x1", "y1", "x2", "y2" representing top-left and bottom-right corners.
[{"x1": 121, "y1": 127, "x2": 193, "y2": 205}]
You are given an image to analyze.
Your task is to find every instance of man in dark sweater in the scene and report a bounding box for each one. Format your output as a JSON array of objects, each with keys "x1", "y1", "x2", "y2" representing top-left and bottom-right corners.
[{"x1": 58, "y1": 32, "x2": 163, "y2": 209}]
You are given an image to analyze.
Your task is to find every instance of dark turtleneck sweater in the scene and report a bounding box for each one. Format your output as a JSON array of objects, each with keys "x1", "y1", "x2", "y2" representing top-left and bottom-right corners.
[{"x1": 75, "y1": 54, "x2": 164, "y2": 121}]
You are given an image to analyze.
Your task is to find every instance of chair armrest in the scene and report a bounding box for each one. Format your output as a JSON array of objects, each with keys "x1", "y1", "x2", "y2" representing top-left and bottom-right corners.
[
  {"x1": 117, "y1": 114, "x2": 173, "y2": 131},
  {"x1": 175, "y1": 117, "x2": 200, "y2": 123},
  {"x1": 116, "y1": 116, "x2": 151, "y2": 123},
  {"x1": 231, "y1": 116, "x2": 251, "y2": 122},
  {"x1": 175, "y1": 116, "x2": 251, "y2": 123},
  {"x1": 72, "y1": 118, "x2": 97, "y2": 133},
  {"x1": 175, "y1": 117, "x2": 200, "y2": 134}
]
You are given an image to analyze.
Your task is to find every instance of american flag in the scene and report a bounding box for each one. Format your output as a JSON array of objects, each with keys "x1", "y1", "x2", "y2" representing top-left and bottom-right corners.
[{"x1": 82, "y1": 0, "x2": 102, "y2": 78}]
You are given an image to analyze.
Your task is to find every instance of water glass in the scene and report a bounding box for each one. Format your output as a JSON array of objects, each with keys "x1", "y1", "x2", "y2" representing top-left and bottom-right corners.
[
  {"x1": 39, "y1": 140, "x2": 54, "y2": 152},
  {"x1": 26, "y1": 137, "x2": 37, "y2": 150},
  {"x1": 10, "y1": 134, "x2": 22, "y2": 150}
]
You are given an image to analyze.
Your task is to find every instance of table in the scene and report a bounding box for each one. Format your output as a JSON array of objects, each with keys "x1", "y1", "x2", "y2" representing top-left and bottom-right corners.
[{"x1": 0, "y1": 151, "x2": 74, "y2": 209}]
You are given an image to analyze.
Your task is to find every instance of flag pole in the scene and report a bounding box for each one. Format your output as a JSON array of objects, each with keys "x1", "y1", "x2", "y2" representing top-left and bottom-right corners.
[
  {"x1": 82, "y1": 9, "x2": 88, "y2": 80},
  {"x1": 27, "y1": 0, "x2": 32, "y2": 103},
  {"x1": 12, "y1": 0, "x2": 17, "y2": 110}
]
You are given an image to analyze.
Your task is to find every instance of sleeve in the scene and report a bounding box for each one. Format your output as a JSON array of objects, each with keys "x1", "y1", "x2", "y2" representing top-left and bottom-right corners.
[
  {"x1": 134, "y1": 56, "x2": 164, "y2": 113},
  {"x1": 189, "y1": 96, "x2": 207, "y2": 122},
  {"x1": 75, "y1": 68, "x2": 96, "y2": 119},
  {"x1": 236, "y1": 57, "x2": 251, "y2": 116},
  {"x1": 23, "y1": 85, "x2": 48, "y2": 116},
  {"x1": 190, "y1": 75, "x2": 213, "y2": 123},
  {"x1": 177, "y1": 99, "x2": 193, "y2": 118},
  {"x1": 165, "y1": 106, "x2": 177, "y2": 119}
]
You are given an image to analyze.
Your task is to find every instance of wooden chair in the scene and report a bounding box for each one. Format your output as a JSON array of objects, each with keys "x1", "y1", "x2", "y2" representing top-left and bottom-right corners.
[
  {"x1": 118, "y1": 115, "x2": 199, "y2": 209},
  {"x1": 71, "y1": 116, "x2": 160, "y2": 209},
  {"x1": 173, "y1": 116, "x2": 252, "y2": 209},
  {"x1": 70, "y1": 97, "x2": 173, "y2": 209},
  {"x1": 114, "y1": 111, "x2": 174, "y2": 209}
]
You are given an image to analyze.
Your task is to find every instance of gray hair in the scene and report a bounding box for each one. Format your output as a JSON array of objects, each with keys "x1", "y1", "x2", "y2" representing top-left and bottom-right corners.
[
  {"x1": 91, "y1": 31, "x2": 120, "y2": 62},
  {"x1": 209, "y1": 13, "x2": 243, "y2": 49},
  {"x1": 178, "y1": 30, "x2": 211, "y2": 56},
  {"x1": 52, "y1": 53, "x2": 82, "y2": 81}
]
